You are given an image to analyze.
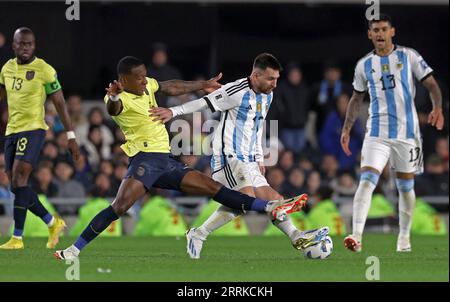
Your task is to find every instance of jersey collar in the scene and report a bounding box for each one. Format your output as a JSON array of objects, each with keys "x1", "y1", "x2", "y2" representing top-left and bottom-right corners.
[{"x1": 373, "y1": 44, "x2": 397, "y2": 57}]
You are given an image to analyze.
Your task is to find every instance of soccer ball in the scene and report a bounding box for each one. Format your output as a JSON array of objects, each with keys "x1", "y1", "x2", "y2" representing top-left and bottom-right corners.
[{"x1": 303, "y1": 236, "x2": 333, "y2": 259}]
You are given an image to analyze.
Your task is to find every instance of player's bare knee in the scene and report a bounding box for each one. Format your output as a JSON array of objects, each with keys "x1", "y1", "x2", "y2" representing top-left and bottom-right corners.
[
  {"x1": 205, "y1": 179, "x2": 223, "y2": 195},
  {"x1": 111, "y1": 200, "x2": 130, "y2": 217},
  {"x1": 11, "y1": 172, "x2": 29, "y2": 188}
]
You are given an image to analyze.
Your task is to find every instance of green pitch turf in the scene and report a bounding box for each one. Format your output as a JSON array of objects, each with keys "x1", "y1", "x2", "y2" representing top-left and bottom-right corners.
[{"x1": 0, "y1": 234, "x2": 448, "y2": 282}]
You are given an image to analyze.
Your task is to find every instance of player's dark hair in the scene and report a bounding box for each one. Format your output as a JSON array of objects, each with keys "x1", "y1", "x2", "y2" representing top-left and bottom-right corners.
[
  {"x1": 253, "y1": 53, "x2": 283, "y2": 71},
  {"x1": 368, "y1": 14, "x2": 393, "y2": 28},
  {"x1": 117, "y1": 56, "x2": 144, "y2": 75}
]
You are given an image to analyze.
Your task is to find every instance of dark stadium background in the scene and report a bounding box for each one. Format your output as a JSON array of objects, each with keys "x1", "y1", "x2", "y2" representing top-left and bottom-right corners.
[{"x1": 0, "y1": 2, "x2": 448, "y2": 97}]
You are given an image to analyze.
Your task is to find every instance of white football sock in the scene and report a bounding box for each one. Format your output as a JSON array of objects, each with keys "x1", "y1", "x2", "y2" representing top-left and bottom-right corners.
[
  {"x1": 272, "y1": 217, "x2": 300, "y2": 242},
  {"x1": 398, "y1": 189, "x2": 415, "y2": 239},
  {"x1": 196, "y1": 205, "x2": 242, "y2": 238},
  {"x1": 69, "y1": 245, "x2": 80, "y2": 256},
  {"x1": 352, "y1": 180, "x2": 376, "y2": 242},
  {"x1": 47, "y1": 216, "x2": 55, "y2": 227}
]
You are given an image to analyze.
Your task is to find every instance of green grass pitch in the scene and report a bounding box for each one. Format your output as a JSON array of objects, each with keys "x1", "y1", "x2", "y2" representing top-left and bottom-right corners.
[{"x1": 0, "y1": 234, "x2": 448, "y2": 282}]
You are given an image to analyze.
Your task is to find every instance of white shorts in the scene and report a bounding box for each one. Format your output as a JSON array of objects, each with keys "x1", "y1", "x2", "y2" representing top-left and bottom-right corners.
[
  {"x1": 361, "y1": 136, "x2": 424, "y2": 174},
  {"x1": 212, "y1": 158, "x2": 269, "y2": 190}
]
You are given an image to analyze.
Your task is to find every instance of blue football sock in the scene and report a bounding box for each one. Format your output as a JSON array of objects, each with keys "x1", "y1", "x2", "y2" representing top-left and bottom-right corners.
[
  {"x1": 24, "y1": 186, "x2": 53, "y2": 224},
  {"x1": 213, "y1": 186, "x2": 267, "y2": 213},
  {"x1": 74, "y1": 206, "x2": 119, "y2": 251},
  {"x1": 12, "y1": 187, "x2": 29, "y2": 238}
]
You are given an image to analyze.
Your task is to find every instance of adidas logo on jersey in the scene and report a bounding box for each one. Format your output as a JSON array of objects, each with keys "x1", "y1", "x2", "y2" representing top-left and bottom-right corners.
[{"x1": 247, "y1": 105, "x2": 252, "y2": 110}]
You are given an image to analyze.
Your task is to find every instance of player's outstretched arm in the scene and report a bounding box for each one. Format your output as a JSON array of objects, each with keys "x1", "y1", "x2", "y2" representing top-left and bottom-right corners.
[
  {"x1": 149, "y1": 98, "x2": 209, "y2": 123},
  {"x1": 341, "y1": 90, "x2": 366, "y2": 156},
  {"x1": 158, "y1": 73, "x2": 222, "y2": 96},
  {"x1": 105, "y1": 80, "x2": 124, "y2": 116},
  {"x1": 48, "y1": 90, "x2": 81, "y2": 162},
  {"x1": 0, "y1": 84, "x2": 5, "y2": 101},
  {"x1": 422, "y1": 75, "x2": 444, "y2": 130}
]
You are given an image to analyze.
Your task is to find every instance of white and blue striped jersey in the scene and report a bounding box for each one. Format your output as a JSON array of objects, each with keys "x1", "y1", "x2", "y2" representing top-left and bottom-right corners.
[
  {"x1": 353, "y1": 45, "x2": 433, "y2": 140},
  {"x1": 202, "y1": 77, "x2": 272, "y2": 172}
]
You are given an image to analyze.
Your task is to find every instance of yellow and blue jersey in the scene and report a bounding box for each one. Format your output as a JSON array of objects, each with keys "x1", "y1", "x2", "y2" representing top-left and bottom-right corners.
[
  {"x1": 0, "y1": 57, "x2": 61, "y2": 136},
  {"x1": 104, "y1": 77, "x2": 170, "y2": 157}
]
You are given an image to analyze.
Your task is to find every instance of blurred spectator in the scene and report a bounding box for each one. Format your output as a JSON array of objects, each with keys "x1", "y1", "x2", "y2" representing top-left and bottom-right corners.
[
  {"x1": 31, "y1": 164, "x2": 58, "y2": 197},
  {"x1": 281, "y1": 168, "x2": 306, "y2": 197},
  {"x1": 76, "y1": 107, "x2": 114, "y2": 146},
  {"x1": 111, "y1": 142, "x2": 125, "y2": 155},
  {"x1": 311, "y1": 60, "x2": 351, "y2": 135},
  {"x1": 55, "y1": 131, "x2": 74, "y2": 163},
  {"x1": 266, "y1": 168, "x2": 285, "y2": 193},
  {"x1": 306, "y1": 170, "x2": 321, "y2": 197},
  {"x1": 263, "y1": 137, "x2": 284, "y2": 167},
  {"x1": 0, "y1": 103, "x2": 8, "y2": 150},
  {"x1": 45, "y1": 101, "x2": 64, "y2": 134},
  {"x1": 41, "y1": 141, "x2": 59, "y2": 164},
  {"x1": 73, "y1": 151, "x2": 93, "y2": 190},
  {"x1": 298, "y1": 156, "x2": 314, "y2": 174},
  {"x1": 147, "y1": 42, "x2": 182, "y2": 108},
  {"x1": 307, "y1": 186, "x2": 346, "y2": 236},
  {"x1": 81, "y1": 125, "x2": 112, "y2": 173},
  {"x1": 99, "y1": 159, "x2": 114, "y2": 178},
  {"x1": 418, "y1": 112, "x2": 445, "y2": 160},
  {"x1": 416, "y1": 155, "x2": 449, "y2": 196},
  {"x1": 90, "y1": 173, "x2": 115, "y2": 198},
  {"x1": 112, "y1": 163, "x2": 128, "y2": 192},
  {"x1": 67, "y1": 94, "x2": 88, "y2": 130},
  {"x1": 0, "y1": 153, "x2": 13, "y2": 216},
  {"x1": 435, "y1": 136, "x2": 449, "y2": 172},
  {"x1": 279, "y1": 150, "x2": 295, "y2": 174},
  {"x1": 330, "y1": 170, "x2": 358, "y2": 198},
  {"x1": 319, "y1": 93, "x2": 363, "y2": 170},
  {"x1": 0, "y1": 31, "x2": 11, "y2": 66},
  {"x1": 269, "y1": 62, "x2": 310, "y2": 154},
  {"x1": 54, "y1": 161, "x2": 86, "y2": 198},
  {"x1": 320, "y1": 154, "x2": 339, "y2": 185}
]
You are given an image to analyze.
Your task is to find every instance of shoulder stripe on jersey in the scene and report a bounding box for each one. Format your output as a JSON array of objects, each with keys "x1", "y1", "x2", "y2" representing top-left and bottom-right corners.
[
  {"x1": 380, "y1": 56, "x2": 398, "y2": 139},
  {"x1": 225, "y1": 79, "x2": 248, "y2": 93},
  {"x1": 229, "y1": 84, "x2": 249, "y2": 96},
  {"x1": 397, "y1": 50, "x2": 415, "y2": 139},
  {"x1": 227, "y1": 81, "x2": 248, "y2": 94},
  {"x1": 227, "y1": 81, "x2": 249, "y2": 95},
  {"x1": 364, "y1": 58, "x2": 380, "y2": 137},
  {"x1": 203, "y1": 96, "x2": 216, "y2": 113}
]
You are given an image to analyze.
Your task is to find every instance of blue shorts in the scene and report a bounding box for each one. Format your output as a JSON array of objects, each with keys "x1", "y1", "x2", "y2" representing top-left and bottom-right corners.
[
  {"x1": 126, "y1": 152, "x2": 194, "y2": 191},
  {"x1": 4, "y1": 129, "x2": 46, "y2": 172}
]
